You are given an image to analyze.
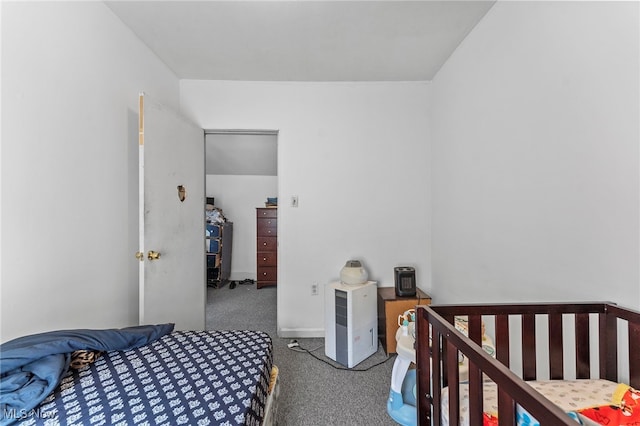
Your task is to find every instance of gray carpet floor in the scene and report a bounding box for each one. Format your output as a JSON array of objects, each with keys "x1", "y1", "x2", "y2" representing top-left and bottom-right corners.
[{"x1": 206, "y1": 283, "x2": 401, "y2": 426}]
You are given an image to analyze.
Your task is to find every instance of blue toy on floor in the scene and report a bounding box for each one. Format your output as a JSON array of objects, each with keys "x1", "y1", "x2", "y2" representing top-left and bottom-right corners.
[
  {"x1": 387, "y1": 368, "x2": 417, "y2": 426},
  {"x1": 387, "y1": 309, "x2": 417, "y2": 426}
]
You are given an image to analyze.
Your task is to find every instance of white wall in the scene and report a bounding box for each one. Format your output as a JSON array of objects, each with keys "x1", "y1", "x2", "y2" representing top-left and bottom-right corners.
[
  {"x1": 431, "y1": 1, "x2": 639, "y2": 307},
  {"x1": 182, "y1": 81, "x2": 431, "y2": 336},
  {"x1": 6, "y1": 0, "x2": 629, "y2": 344},
  {"x1": 206, "y1": 174, "x2": 278, "y2": 280},
  {"x1": 1, "y1": 2, "x2": 180, "y2": 341}
]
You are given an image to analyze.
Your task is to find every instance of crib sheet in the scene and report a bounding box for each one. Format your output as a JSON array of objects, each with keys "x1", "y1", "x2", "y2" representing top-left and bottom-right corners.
[{"x1": 441, "y1": 379, "x2": 619, "y2": 426}]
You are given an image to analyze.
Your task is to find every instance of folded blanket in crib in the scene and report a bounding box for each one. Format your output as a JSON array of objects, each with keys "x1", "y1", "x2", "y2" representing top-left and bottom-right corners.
[
  {"x1": 0, "y1": 324, "x2": 174, "y2": 426},
  {"x1": 481, "y1": 383, "x2": 639, "y2": 426},
  {"x1": 576, "y1": 384, "x2": 640, "y2": 426}
]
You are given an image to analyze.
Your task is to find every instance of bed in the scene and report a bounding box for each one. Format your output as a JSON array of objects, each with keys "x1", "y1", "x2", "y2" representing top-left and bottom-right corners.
[
  {"x1": 0, "y1": 325, "x2": 279, "y2": 426},
  {"x1": 415, "y1": 302, "x2": 640, "y2": 425}
]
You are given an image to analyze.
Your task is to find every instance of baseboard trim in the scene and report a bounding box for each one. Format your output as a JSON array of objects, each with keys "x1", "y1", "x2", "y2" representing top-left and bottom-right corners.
[{"x1": 277, "y1": 328, "x2": 324, "y2": 339}]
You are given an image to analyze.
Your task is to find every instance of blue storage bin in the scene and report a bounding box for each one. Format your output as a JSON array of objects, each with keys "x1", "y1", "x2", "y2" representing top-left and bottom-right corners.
[
  {"x1": 206, "y1": 224, "x2": 221, "y2": 238},
  {"x1": 206, "y1": 238, "x2": 220, "y2": 253}
]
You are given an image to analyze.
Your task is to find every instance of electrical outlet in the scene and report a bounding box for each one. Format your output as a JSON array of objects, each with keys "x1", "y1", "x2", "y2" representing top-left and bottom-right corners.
[
  {"x1": 291, "y1": 196, "x2": 298, "y2": 208},
  {"x1": 311, "y1": 282, "x2": 318, "y2": 296}
]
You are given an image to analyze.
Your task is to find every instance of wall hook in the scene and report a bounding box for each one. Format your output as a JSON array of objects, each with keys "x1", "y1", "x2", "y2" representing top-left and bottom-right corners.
[{"x1": 177, "y1": 185, "x2": 186, "y2": 202}]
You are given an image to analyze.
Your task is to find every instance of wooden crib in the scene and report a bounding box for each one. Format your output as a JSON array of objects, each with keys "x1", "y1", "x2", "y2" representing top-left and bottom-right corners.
[{"x1": 415, "y1": 302, "x2": 640, "y2": 425}]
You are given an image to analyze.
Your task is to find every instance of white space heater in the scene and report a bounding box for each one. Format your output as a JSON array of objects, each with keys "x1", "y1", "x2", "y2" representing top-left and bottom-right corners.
[{"x1": 324, "y1": 280, "x2": 378, "y2": 368}]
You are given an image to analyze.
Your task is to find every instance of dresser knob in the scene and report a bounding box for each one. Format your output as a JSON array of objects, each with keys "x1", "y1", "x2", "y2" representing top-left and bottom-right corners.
[
  {"x1": 263, "y1": 257, "x2": 267, "y2": 261},
  {"x1": 263, "y1": 242, "x2": 267, "y2": 246}
]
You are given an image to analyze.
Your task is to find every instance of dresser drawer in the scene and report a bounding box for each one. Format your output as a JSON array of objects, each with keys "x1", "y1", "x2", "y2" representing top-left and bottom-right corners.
[
  {"x1": 257, "y1": 252, "x2": 277, "y2": 267},
  {"x1": 257, "y1": 236, "x2": 277, "y2": 251},
  {"x1": 257, "y1": 266, "x2": 277, "y2": 282},
  {"x1": 257, "y1": 208, "x2": 277, "y2": 218},
  {"x1": 257, "y1": 218, "x2": 277, "y2": 236}
]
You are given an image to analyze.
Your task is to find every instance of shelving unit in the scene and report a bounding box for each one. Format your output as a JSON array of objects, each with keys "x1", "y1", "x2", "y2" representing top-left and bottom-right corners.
[{"x1": 206, "y1": 222, "x2": 233, "y2": 288}]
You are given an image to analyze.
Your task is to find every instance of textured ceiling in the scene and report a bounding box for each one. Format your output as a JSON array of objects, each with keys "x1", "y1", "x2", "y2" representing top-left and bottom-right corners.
[{"x1": 106, "y1": 1, "x2": 495, "y2": 81}]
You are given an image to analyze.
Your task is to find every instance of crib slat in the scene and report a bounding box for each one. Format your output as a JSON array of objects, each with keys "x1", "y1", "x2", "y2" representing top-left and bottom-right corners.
[
  {"x1": 468, "y1": 315, "x2": 483, "y2": 426},
  {"x1": 432, "y1": 331, "x2": 443, "y2": 426},
  {"x1": 416, "y1": 309, "x2": 432, "y2": 426},
  {"x1": 599, "y1": 311, "x2": 618, "y2": 382},
  {"x1": 575, "y1": 313, "x2": 590, "y2": 379},
  {"x1": 630, "y1": 322, "x2": 640, "y2": 389},
  {"x1": 442, "y1": 314, "x2": 454, "y2": 388},
  {"x1": 497, "y1": 388, "x2": 515, "y2": 426},
  {"x1": 446, "y1": 340, "x2": 460, "y2": 426},
  {"x1": 468, "y1": 364, "x2": 483, "y2": 425},
  {"x1": 496, "y1": 315, "x2": 510, "y2": 367},
  {"x1": 548, "y1": 313, "x2": 563, "y2": 380},
  {"x1": 522, "y1": 313, "x2": 537, "y2": 380},
  {"x1": 468, "y1": 314, "x2": 483, "y2": 345}
]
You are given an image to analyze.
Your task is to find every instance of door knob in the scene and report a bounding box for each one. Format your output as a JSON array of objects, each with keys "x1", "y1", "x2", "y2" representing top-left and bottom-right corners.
[{"x1": 147, "y1": 251, "x2": 161, "y2": 260}]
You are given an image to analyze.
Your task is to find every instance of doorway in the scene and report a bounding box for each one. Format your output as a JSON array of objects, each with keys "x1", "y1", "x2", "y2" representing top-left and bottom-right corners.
[{"x1": 204, "y1": 130, "x2": 278, "y2": 326}]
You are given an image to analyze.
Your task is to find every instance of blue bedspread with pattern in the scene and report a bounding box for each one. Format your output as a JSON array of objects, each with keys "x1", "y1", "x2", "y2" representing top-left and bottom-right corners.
[
  {"x1": 0, "y1": 324, "x2": 174, "y2": 426},
  {"x1": 9, "y1": 330, "x2": 273, "y2": 426}
]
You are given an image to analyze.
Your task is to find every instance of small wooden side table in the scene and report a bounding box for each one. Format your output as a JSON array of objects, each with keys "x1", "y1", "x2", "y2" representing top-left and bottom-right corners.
[{"x1": 377, "y1": 287, "x2": 431, "y2": 355}]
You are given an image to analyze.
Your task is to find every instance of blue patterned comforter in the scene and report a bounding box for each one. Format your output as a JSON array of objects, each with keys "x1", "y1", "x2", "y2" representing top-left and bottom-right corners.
[
  {"x1": 0, "y1": 324, "x2": 174, "y2": 426},
  {"x1": 10, "y1": 330, "x2": 273, "y2": 426}
]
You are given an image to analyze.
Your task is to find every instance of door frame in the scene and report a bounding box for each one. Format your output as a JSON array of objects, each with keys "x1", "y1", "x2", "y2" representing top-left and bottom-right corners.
[{"x1": 203, "y1": 128, "x2": 280, "y2": 307}]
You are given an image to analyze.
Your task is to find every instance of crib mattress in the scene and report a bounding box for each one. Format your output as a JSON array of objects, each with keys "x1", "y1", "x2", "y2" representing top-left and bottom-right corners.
[{"x1": 442, "y1": 379, "x2": 620, "y2": 426}]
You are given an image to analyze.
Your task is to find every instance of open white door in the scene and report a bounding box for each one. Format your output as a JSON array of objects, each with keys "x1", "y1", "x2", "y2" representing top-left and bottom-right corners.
[{"x1": 138, "y1": 93, "x2": 205, "y2": 330}]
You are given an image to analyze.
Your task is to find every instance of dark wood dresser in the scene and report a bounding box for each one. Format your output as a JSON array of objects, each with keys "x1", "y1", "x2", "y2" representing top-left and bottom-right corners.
[{"x1": 256, "y1": 208, "x2": 277, "y2": 288}]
